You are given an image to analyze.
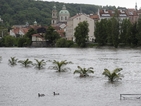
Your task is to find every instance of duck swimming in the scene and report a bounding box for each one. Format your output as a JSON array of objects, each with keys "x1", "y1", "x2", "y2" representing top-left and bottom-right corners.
[
  {"x1": 38, "y1": 93, "x2": 45, "y2": 97},
  {"x1": 53, "y1": 92, "x2": 59, "y2": 95}
]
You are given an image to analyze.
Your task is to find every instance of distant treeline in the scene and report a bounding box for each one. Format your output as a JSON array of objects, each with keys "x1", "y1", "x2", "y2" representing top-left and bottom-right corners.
[{"x1": 0, "y1": 0, "x2": 116, "y2": 27}]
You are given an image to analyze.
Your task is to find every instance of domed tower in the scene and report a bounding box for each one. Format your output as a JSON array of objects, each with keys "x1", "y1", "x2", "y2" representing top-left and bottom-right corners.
[
  {"x1": 51, "y1": 5, "x2": 58, "y2": 25},
  {"x1": 59, "y1": 5, "x2": 70, "y2": 23}
]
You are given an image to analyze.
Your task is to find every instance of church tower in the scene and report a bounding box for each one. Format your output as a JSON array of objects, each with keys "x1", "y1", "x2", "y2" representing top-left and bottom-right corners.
[
  {"x1": 59, "y1": 5, "x2": 70, "y2": 23},
  {"x1": 51, "y1": 5, "x2": 58, "y2": 25}
]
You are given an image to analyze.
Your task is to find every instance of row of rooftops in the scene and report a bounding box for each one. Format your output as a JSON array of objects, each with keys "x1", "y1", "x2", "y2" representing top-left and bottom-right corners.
[
  {"x1": 66, "y1": 8, "x2": 141, "y2": 23},
  {"x1": 98, "y1": 8, "x2": 141, "y2": 17}
]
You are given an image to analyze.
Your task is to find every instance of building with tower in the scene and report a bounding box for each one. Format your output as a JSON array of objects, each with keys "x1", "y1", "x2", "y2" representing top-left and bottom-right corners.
[
  {"x1": 59, "y1": 5, "x2": 70, "y2": 23},
  {"x1": 51, "y1": 5, "x2": 58, "y2": 25},
  {"x1": 51, "y1": 4, "x2": 70, "y2": 37},
  {"x1": 51, "y1": 4, "x2": 70, "y2": 25}
]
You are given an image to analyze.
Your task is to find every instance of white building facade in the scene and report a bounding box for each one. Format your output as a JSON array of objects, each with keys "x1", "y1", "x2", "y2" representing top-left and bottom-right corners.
[{"x1": 66, "y1": 14, "x2": 95, "y2": 42}]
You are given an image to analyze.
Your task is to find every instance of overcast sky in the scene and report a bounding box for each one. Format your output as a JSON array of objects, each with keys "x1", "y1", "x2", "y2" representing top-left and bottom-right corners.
[{"x1": 43, "y1": 0, "x2": 141, "y2": 9}]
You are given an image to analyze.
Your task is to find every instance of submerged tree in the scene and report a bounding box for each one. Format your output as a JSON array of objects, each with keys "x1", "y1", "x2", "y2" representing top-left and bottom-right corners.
[
  {"x1": 74, "y1": 66, "x2": 94, "y2": 77},
  {"x1": 50, "y1": 60, "x2": 72, "y2": 72},
  {"x1": 102, "y1": 68, "x2": 123, "y2": 82},
  {"x1": 8, "y1": 57, "x2": 18, "y2": 66},
  {"x1": 33, "y1": 59, "x2": 46, "y2": 70},
  {"x1": 18, "y1": 59, "x2": 33, "y2": 67}
]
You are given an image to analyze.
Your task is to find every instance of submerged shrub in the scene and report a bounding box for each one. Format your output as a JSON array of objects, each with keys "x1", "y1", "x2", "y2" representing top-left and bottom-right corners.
[
  {"x1": 74, "y1": 66, "x2": 94, "y2": 77},
  {"x1": 8, "y1": 57, "x2": 18, "y2": 66}
]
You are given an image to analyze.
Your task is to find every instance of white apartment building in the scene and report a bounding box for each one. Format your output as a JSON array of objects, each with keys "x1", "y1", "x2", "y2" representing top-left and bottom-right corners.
[
  {"x1": 66, "y1": 13, "x2": 95, "y2": 42},
  {"x1": 97, "y1": 9, "x2": 129, "y2": 22}
]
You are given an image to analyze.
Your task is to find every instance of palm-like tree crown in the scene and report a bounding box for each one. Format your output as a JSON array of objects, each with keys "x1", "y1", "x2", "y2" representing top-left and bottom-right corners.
[
  {"x1": 51, "y1": 60, "x2": 72, "y2": 72},
  {"x1": 8, "y1": 57, "x2": 18, "y2": 66},
  {"x1": 18, "y1": 59, "x2": 33, "y2": 67},
  {"x1": 74, "y1": 66, "x2": 94, "y2": 77},
  {"x1": 102, "y1": 68, "x2": 123, "y2": 82},
  {"x1": 33, "y1": 59, "x2": 46, "y2": 70}
]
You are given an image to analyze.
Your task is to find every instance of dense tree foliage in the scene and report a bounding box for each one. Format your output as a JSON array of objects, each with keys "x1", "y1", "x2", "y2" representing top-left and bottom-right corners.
[
  {"x1": 56, "y1": 38, "x2": 74, "y2": 47},
  {"x1": 45, "y1": 26, "x2": 60, "y2": 46},
  {"x1": 0, "y1": 0, "x2": 116, "y2": 27},
  {"x1": 111, "y1": 17, "x2": 119, "y2": 48},
  {"x1": 94, "y1": 19, "x2": 109, "y2": 46},
  {"x1": 74, "y1": 21, "x2": 89, "y2": 47},
  {"x1": 95, "y1": 16, "x2": 141, "y2": 48},
  {"x1": 136, "y1": 18, "x2": 141, "y2": 46}
]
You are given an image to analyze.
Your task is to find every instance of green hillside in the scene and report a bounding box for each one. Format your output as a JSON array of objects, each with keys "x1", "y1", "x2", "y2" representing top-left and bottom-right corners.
[{"x1": 0, "y1": 0, "x2": 116, "y2": 27}]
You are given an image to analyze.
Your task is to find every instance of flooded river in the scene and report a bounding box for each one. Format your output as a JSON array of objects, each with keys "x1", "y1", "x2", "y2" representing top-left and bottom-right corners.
[{"x1": 0, "y1": 47, "x2": 141, "y2": 106}]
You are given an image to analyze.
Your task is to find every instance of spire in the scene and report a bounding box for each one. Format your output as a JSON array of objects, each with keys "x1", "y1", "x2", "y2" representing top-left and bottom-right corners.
[
  {"x1": 62, "y1": 5, "x2": 66, "y2": 10},
  {"x1": 135, "y1": 2, "x2": 137, "y2": 10},
  {"x1": 53, "y1": 5, "x2": 56, "y2": 10},
  {"x1": 34, "y1": 20, "x2": 37, "y2": 26}
]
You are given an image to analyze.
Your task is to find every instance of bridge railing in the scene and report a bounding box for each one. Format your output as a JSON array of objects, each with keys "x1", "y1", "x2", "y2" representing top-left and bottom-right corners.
[{"x1": 120, "y1": 94, "x2": 141, "y2": 100}]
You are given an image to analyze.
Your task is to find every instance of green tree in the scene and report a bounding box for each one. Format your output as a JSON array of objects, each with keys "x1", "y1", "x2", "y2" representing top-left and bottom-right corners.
[
  {"x1": 4, "y1": 35, "x2": 16, "y2": 47},
  {"x1": 25, "y1": 28, "x2": 36, "y2": 39},
  {"x1": 17, "y1": 36, "x2": 30, "y2": 47},
  {"x1": 120, "y1": 19, "x2": 132, "y2": 46},
  {"x1": 74, "y1": 21, "x2": 89, "y2": 47},
  {"x1": 50, "y1": 60, "x2": 72, "y2": 72},
  {"x1": 25, "y1": 28, "x2": 36, "y2": 46},
  {"x1": 8, "y1": 57, "x2": 18, "y2": 66},
  {"x1": 56, "y1": 38, "x2": 74, "y2": 47},
  {"x1": 95, "y1": 19, "x2": 108, "y2": 46},
  {"x1": 102, "y1": 68, "x2": 123, "y2": 82},
  {"x1": 111, "y1": 17, "x2": 119, "y2": 48},
  {"x1": 136, "y1": 18, "x2": 141, "y2": 46},
  {"x1": 45, "y1": 26, "x2": 60, "y2": 46},
  {"x1": 106, "y1": 19, "x2": 112, "y2": 44},
  {"x1": 0, "y1": 37, "x2": 5, "y2": 47},
  {"x1": 124, "y1": 19, "x2": 132, "y2": 46},
  {"x1": 74, "y1": 66, "x2": 94, "y2": 77},
  {"x1": 130, "y1": 22, "x2": 138, "y2": 47},
  {"x1": 18, "y1": 59, "x2": 33, "y2": 67},
  {"x1": 56, "y1": 38, "x2": 67, "y2": 47},
  {"x1": 33, "y1": 59, "x2": 46, "y2": 70}
]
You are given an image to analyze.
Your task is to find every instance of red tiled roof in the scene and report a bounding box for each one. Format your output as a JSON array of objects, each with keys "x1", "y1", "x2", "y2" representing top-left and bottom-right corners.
[
  {"x1": 89, "y1": 14, "x2": 99, "y2": 20},
  {"x1": 69, "y1": 13, "x2": 90, "y2": 20},
  {"x1": 99, "y1": 9, "x2": 113, "y2": 17},
  {"x1": 11, "y1": 27, "x2": 29, "y2": 35},
  {"x1": 126, "y1": 9, "x2": 138, "y2": 16}
]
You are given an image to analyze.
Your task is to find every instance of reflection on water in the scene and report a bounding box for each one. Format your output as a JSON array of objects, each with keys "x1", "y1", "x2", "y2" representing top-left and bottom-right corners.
[{"x1": 0, "y1": 48, "x2": 141, "y2": 106}]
